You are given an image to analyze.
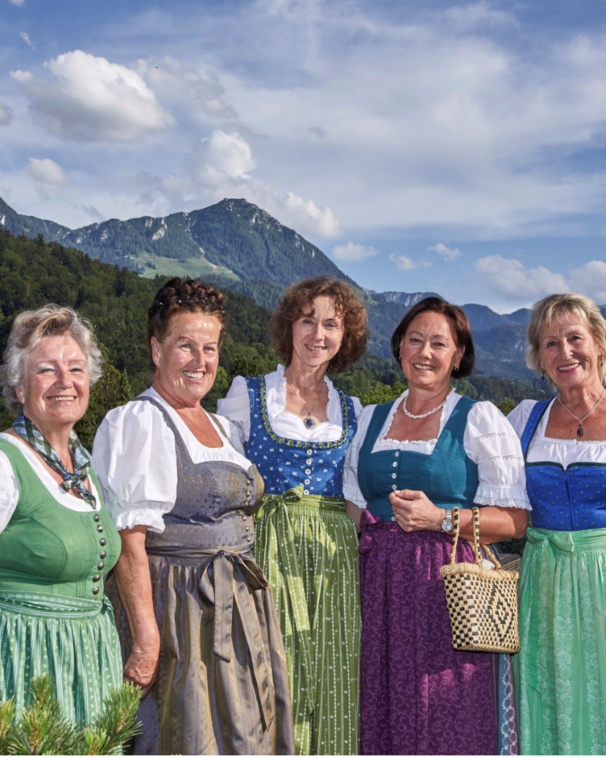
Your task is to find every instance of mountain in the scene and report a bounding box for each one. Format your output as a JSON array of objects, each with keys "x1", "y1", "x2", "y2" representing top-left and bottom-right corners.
[
  {"x1": 380, "y1": 290, "x2": 442, "y2": 306},
  {"x1": 0, "y1": 196, "x2": 356, "y2": 288},
  {"x1": 0, "y1": 193, "x2": 556, "y2": 382}
]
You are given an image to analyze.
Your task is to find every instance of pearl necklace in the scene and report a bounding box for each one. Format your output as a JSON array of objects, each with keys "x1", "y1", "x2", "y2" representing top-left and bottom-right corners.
[
  {"x1": 557, "y1": 387, "x2": 605, "y2": 438},
  {"x1": 401, "y1": 394, "x2": 448, "y2": 420}
]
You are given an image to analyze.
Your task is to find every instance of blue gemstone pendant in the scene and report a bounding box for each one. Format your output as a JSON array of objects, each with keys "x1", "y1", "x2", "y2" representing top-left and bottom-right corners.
[{"x1": 304, "y1": 416, "x2": 315, "y2": 429}]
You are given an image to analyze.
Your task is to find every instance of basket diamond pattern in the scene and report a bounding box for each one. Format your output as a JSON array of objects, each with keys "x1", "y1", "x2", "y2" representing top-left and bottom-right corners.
[{"x1": 440, "y1": 507, "x2": 520, "y2": 654}]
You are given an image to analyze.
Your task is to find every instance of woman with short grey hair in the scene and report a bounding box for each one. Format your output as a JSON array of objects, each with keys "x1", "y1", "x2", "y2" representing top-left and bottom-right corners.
[
  {"x1": 509, "y1": 292, "x2": 606, "y2": 754},
  {"x1": 0, "y1": 304, "x2": 122, "y2": 724}
]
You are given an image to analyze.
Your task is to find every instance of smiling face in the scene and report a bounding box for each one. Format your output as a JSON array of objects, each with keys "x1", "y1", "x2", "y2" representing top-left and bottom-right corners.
[
  {"x1": 539, "y1": 312, "x2": 604, "y2": 390},
  {"x1": 290, "y1": 295, "x2": 344, "y2": 373},
  {"x1": 15, "y1": 335, "x2": 90, "y2": 432},
  {"x1": 399, "y1": 311, "x2": 464, "y2": 393},
  {"x1": 151, "y1": 311, "x2": 221, "y2": 407}
]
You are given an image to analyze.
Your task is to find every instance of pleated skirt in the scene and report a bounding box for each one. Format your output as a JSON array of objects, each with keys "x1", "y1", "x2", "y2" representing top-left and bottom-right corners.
[
  {"x1": 254, "y1": 491, "x2": 361, "y2": 756},
  {"x1": 514, "y1": 526, "x2": 606, "y2": 755},
  {"x1": 359, "y1": 520, "x2": 518, "y2": 756},
  {"x1": 0, "y1": 591, "x2": 122, "y2": 724},
  {"x1": 108, "y1": 549, "x2": 294, "y2": 756}
]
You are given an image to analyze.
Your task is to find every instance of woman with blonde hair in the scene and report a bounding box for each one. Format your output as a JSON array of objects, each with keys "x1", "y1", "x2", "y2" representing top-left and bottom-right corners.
[
  {"x1": 0, "y1": 305, "x2": 122, "y2": 723},
  {"x1": 508, "y1": 293, "x2": 606, "y2": 754}
]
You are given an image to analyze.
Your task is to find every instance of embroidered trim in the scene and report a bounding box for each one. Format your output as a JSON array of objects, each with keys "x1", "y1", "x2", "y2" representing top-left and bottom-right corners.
[
  {"x1": 476, "y1": 431, "x2": 519, "y2": 441},
  {"x1": 257, "y1": 374, "x2": 350, "y2": 449}
]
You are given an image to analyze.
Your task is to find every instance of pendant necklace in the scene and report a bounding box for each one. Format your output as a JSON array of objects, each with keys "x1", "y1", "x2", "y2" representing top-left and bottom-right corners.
[
  {"x1": 288, "y1": 374, "x2": 323, "y2": 429},
  {"x1": 402, "y1": 394, "x2": 448, "y2": 420},
  {"x1": 557, "y1": 387, "x2": 606, "y2": 438}
]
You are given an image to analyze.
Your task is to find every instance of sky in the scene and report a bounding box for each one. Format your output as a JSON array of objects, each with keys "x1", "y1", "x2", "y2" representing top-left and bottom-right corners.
[{"x1": 1, "y1": 0, "x2": 606, "y2": 311}]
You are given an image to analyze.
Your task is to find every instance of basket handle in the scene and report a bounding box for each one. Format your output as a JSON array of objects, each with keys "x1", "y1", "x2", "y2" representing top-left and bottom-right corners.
[{"x1": 449, "y1": 507, "x2": 503, "y2": 569}]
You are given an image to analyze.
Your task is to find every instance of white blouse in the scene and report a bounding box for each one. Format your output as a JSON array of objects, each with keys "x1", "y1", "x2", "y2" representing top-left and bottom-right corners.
[
  {"x1": 508, "y1": 399, "x2": 606, "y2": 467},
  {"x1": 343, "y1": 390, "x2": 531, "y2": 510},
  {"x1": 0, "y1": 432, "x2": 101, "y2": 535},
  {"x1": 92, "y1": 387, "x2": 251, "y2": 533},
  {"x1": 217, "y1": 364, "x2": 363, "y2": 443}
]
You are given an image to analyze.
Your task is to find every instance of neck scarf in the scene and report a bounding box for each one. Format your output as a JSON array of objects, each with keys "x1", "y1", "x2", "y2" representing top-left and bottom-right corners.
[{"x1": 12, "y1": 414, "x2": 97, "y2": 509}]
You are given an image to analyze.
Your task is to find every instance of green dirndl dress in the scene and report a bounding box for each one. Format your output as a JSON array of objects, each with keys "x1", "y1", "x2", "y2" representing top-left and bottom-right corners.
[
  {"x1": 0, "y1": 438, "x2": 122, "y2": 724},
  {"x1": 514, "y1": 400, "x2": 606, "y2": 754},
  {"x1": 243, "y1": 376, "x2": 361, "y2": 756}
]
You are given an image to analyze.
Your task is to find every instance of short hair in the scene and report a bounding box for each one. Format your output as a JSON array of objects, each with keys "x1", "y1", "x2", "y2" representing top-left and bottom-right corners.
[
  {"x1": 147, "y1": 277, "x2": 226, "y2": 366},
  {"x1": 0, "y1": 305, "x2": 103, "y2": 416},
  {"x1": 390, "y1": 296, "x2": 475, "y2": 378},
  {"x1": 527, "y1": 293, "x2": 606, "y2": 388},
  {"x1": 271, "y1": 276, "x2": 369, "y2": 374}
]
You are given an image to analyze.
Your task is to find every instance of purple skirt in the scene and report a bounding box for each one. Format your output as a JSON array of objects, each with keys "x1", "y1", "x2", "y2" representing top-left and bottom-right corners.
[{"x1": 359, "y1": 513, "x2": 504, "y2": 756}]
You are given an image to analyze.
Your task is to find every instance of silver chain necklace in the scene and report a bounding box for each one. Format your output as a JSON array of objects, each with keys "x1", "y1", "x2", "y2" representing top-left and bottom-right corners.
[
  {"x1": 287, "y1": 373, "x2": 324, "y2": 429},
  {"x1": 401, "y1": 394, "x2": 448, "y2": 420},
  {"x1": 557, "y1": 387, "x2": 605, "y2": 438}
]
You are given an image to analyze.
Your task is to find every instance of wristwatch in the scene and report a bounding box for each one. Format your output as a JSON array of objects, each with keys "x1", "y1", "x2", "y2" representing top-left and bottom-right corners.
[{"x1": 441, "y1": 510, "x2": 453, "y2": 533}]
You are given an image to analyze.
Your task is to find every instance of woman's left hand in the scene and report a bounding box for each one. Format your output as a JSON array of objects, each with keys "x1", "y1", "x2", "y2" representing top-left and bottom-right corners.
[{"x1": 389, "y1": 489, "x2": 443, "y2": 532}]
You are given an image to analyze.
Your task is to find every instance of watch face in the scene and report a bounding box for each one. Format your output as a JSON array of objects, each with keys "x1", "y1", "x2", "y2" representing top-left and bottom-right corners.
[{"x1": 442, "y1": 518, "x2": 452, "y2": 533}]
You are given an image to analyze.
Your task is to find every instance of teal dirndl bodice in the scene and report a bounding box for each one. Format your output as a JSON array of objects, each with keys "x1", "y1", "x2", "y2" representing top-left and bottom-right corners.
[{"x1": 357, "y1": 395, "x2": 479, "y2": 522}]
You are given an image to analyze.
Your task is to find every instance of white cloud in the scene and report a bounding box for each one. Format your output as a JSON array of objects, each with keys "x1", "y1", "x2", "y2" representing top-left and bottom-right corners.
[
  {"x1": 569, "y1": 261, "x2": 606, "y2": 305},
  {"x1": 390, "y1": 253, "x2": 432, "y2": 272},
  {"x1": 0, "y1": 103, "x2": 13, "y2": 125},
  {"x1": 429, "y1": 242, "x2": 463, "y2": 261},
  {"x1": 138, "y1": 56, "x2": 237, "y2": 120},
  {"x1": 187, "y1": 129, "x2": 341, "y2": 238},
  {"x1": 332, "y1": 242, "x2": 379, "y2": 262},
  {"x1": 19, "y1": 31, "x2": 34, "y2": 49},
  {"x1": 475, "y1": 255, "x2": 569, "y2": 300},
  {"x1": 26, "y1": 158, "x2": 71, "y2": 186},
  {"x1": 11, "y1": 50, "x2": 175, "y2": 142},
  {"x1": 9, "y1": 0, "x2": 24, "y2": 5}
]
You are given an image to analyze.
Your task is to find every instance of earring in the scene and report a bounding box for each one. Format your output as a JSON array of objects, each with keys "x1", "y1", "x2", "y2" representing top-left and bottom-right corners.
[
  {"x1": 601, "y1": 356, "x2": 604, "y2": 369},
  {"x1": 453, "y1": 365, "x2": 459, "y2": 372},
  {"x1": 541, "y1": 370, "x2": 545, "y2": 380},
  {"x1": 154, "y1": 366, "x2": 160, "y2": 379}
]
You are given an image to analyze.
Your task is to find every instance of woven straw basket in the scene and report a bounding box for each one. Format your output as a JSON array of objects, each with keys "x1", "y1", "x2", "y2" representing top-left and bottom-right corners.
[{"x1": 440, "y1": 507, "x2": 520, "y2": 654}]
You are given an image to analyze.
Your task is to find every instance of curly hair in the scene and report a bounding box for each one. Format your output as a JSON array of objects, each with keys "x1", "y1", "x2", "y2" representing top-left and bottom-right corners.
[
  {"x1": 390, "y1": 296, "x2": 475, "y2": 378},
  {"x1": 0, "y1": 304, "x2": 103, "y2": 416},
  {"x1": 147, "y1": 278, "x2": 226, "y2": 366},
  {"x1": 526, "y1": 293, "x2": 606, "y2": 389},
  {"x1": 271, "y1": 276, "x2": 369, "y2": 374}
]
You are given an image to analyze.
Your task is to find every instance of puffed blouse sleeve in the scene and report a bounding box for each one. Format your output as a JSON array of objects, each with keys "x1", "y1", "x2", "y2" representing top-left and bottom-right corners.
[
  {"x1": 0, "y1": 451, "x2": 19, "y2": 535},
  {"x1": 465, "y1": 401, "x2": 531, "y2": 510},
  {"x1": 343, "y1": 404, "x2": 376, "y2": 509},
  {"x1": 216, "y1": 376, "x2": 250, "y2": 444},
  {"x1": 92, "y1": 400, "x2": 178, "y2": 533}
]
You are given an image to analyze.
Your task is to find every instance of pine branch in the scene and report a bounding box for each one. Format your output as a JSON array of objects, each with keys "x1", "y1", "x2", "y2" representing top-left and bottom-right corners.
[
  {"x1": 0, "y1": 697, "x2": 16, "y2": 754},
  {"x1": 76, "y1": 683, "x2": 141, "y2": 755}
]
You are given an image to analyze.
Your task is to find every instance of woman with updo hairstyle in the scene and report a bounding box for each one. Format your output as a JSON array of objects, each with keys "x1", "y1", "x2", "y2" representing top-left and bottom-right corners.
[
  {"x1": 93, "y1": 277, "x2": 294, "y2": 756},
  {"x1": 218, "y1": 275, "x2": 369, "y2": 756}
]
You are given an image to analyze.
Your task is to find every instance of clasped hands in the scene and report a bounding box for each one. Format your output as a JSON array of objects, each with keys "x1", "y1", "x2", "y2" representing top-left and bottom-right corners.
[{"x1": 389, "y1": 489, "x2": 444, "y2": 533}]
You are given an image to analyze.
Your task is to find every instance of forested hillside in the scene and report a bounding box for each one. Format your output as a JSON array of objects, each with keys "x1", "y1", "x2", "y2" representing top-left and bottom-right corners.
[{"x1": 0, "y1": 230, "x2": 551, "y2": 447}]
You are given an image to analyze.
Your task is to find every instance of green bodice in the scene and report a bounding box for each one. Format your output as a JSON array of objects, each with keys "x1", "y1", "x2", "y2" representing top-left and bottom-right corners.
[{"x1": 0, "y1": 439, "x2": 121, "y2": 600}]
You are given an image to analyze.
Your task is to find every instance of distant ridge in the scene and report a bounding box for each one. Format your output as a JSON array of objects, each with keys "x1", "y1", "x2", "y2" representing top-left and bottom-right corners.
[{"x1": 0, "y1": 193, "x2": 572, "y2": 382}]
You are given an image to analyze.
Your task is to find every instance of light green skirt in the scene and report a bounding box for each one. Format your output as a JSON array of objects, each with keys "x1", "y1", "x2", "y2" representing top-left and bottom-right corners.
[
  {"x1": 254, "y1": 485, "x2": 361, "y2": 756},
  {"x1": 514, "y1": 526, "x2": 606, "y2": 755},
  {"x1": 0, "y1": 591, "x2": 122, "y2": 724}
]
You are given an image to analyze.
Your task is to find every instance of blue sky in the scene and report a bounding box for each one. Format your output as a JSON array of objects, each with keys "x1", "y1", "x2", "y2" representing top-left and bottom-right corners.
[{"x1": 1, "y1": 0, "x2": 606, "y2": 311}]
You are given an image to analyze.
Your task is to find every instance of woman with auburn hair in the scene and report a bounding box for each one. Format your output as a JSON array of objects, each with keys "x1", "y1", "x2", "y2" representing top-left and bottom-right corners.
[
  {"x1": 0, "y1": 305, "x2": 122, "y2": 724},
  {"x1": 218, "y1": 275, "x2": 369, "y2": 756},
  {"x1": 508, "y1": 293, "x2": 606, "y2": 755},
  {"x1": 93, "y1": 277, "x2": 294, "y2": 756},
  {"x1": 345, "y1": 296, "x2": 529, "y2": 755}
]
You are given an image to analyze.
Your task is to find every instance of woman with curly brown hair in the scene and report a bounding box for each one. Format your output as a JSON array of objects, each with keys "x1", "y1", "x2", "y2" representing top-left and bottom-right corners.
[
  {"x1": 218, "y1": 275, "x2": 369, "y2": 756},
  {"x1": 93, "y1": 277, "x2": 294, "y2": 756}
]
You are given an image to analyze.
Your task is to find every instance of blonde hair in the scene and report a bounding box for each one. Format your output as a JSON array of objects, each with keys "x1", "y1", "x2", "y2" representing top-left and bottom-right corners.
[
  {"x1": 526, "y1": 293, "x2": 606, "y2": 389},
  {"x1": 0, "y1": 305, "x2": 103, "y2": 415}
]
